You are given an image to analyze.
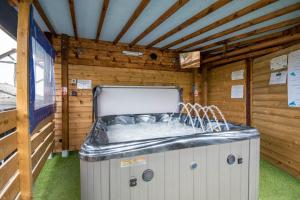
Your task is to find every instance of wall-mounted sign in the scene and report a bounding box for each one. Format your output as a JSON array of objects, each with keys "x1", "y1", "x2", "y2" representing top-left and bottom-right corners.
[
  {"x1": 270, "y1": 55, "x2": 287, "y2": 71},
  {"x1": 77, "y1": 79, "x2": 92, "y2": 89},
  {"x1": 231, "y1": 85, "x2": 244, "y2": 99},
  {"x1": 269, "y1": 71, "x2": 287, "y2": 85},
  {"x1": 231, "y1": 70, "x2": 244, "y2": 80},
  {"x1": 288, "y1": 50, "x2": 300, "y2": 107}
]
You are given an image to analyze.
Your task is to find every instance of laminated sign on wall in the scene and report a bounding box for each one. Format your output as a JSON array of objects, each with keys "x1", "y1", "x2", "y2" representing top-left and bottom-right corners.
[
  {"x1": 231, "y1": 85, "x2": 244, "y2": 99},
  {"x1": 77, "y1": 80, "x2": 92, "y2": 89},
  {"x1": 270, "y1": 55, "x2": 287, "y2": 71},
  {"x1": 269, "y1": 71, "x2": 287, "y2": 85},
  {"x1": 288, "y1": 50, "x2": 300, "y2": 107},
  {"x1": 231, "y1": 70, "x2": 244, "y2": 80}
]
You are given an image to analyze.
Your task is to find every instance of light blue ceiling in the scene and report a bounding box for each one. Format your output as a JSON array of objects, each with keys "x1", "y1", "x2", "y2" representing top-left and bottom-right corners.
[
  {"x1": 101, "y1": 0, "x2": 141, "y2": 41},
  {"x1": 37, "y1": 0, "x2": 74, "y2": 36},
  {"x1": 33, "y1": 0, "x2": 300, "y2": 51},
  {"x1": 169, "y1": 0, "x2": 300, "y2": 49},
  {"x1": 200, "y1": 25, "x2": 298, "y2": 54},
  {"x1": 75, "y1": 0, "x2": 103, "y2": 39},
  {"x1": 187, "y1": 10, "x2": 300, "y2": 51},
  {"x1": 33, "y1": 5, "x2": 49, "y2": 32},
  {"x1": 120, "y1": 0, "x2": 177, "y2": 43},
  {"x1": 154, "y1": 0, "x2": 258, "y2": 48},
  {"x1": 138, "y1": 0, "x2": 218, "y2": 45}
]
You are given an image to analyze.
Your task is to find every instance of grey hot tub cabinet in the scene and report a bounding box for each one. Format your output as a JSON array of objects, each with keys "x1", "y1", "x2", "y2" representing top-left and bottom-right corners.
[{"x1": 79, "y1": 86, "x2": 260, "y2": 200}]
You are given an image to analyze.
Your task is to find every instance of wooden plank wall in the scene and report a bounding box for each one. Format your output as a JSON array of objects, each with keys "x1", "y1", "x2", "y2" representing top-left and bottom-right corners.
[
  {"x1": 207, "y1": 61, "x2": 246, "y2": 124},
  {"x1": 252, "y1": 44, "x2": 300, "y2": 179},
  {"x1": 52, "y1": 36, "x2": 196, "y2": 152},
  {"x1": 0, "y1": 109, "x2": 55, "y2": 199},
  {"x1": 0, "y1": 109, "x2": 20, "y2": 200}
]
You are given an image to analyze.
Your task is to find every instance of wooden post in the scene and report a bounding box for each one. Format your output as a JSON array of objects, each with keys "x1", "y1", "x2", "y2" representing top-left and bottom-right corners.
[
  {"x1": 192, "y1": 68, "x2": 197, "y2": 104},
  {"x1": 201, "y1": 66, "x2": 208, "y2": 106},
  {"x1": 245, "y1": 58, "x2": 252, "y2": 126},
  {"x1": 16, "y1": 0, "x2": 33, "y2": 199},
  {"x1": 61, "y1": 34, "x2": 69, "y2": 152}
]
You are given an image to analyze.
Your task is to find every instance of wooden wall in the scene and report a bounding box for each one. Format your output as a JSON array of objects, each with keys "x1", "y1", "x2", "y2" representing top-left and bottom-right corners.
[
  {"x1": 205, "y1": 44, "x2": 300, "y2": 178},
  {"x1": 207, "y1": 61, "x2": 246, "y2": 124},
  {"x1": 52, "y1": 37, "x2": 196, "y2": 152},
  {"x1": 252, "y1": 44, "x2": 300, "y2": 179}
]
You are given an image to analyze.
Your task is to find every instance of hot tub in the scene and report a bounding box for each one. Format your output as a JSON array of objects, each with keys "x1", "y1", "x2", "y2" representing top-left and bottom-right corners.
[{"x1": 79, "y1": 86, "x2": 260, "y2": 200}]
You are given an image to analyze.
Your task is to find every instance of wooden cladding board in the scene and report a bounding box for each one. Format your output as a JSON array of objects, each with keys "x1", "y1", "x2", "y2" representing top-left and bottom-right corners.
[
  {"x1": 52, "y1": 36, "x2": 184, "y2": 72},
  {"x1": 252, "y1": 44, "x2": 300, "y2": 179},
  {"x1": 52, "y1": 36, "x2": 195, "y2": 152},
  {"x1": 0, "y1": 110, "x2": 16, "y2": 133},
  {"x1": 207, "y1": 61, "x2": 246, "y2": 124},
  {"x1": 30, "y1": 118, "x2": 55, "y2": 181}
]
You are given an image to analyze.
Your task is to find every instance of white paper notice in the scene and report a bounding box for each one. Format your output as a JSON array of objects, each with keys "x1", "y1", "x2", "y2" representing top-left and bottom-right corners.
[
  {"x1": 77, "y1": 80, "x2": 92, "y2": 89},
  {"x1": 269, "y1": 71, "x2": 287, "y2": 85},
  {"x1": 231, "y1": 85, "x2": 244, "y2": 99},
  {"x1": 231, "y1": 70, "x2": 244, "y2": 80},
  {"x1": 288, "y1": 50, "x2": 300, "y2": 107},
  {"x1": 271, "y1": 55, "x2": 287, "y2": 71}
]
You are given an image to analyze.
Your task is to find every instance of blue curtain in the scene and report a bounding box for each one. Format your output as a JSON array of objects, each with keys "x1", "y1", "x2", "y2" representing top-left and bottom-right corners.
[{"x1": 29, "y1": 5, "x2": 56, "y2": 133}]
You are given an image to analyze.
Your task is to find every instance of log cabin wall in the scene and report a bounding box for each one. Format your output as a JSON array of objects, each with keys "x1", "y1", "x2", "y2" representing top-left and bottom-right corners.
[
  {"x1": 207, "y1": 61, "x2": 246, "y2": 124},
  {"x1": 52, "y1": 36, "x2": 196, "y2": 151},
  {"x1": 252, "y1": 43, "x2": 300, "y2": 179}
]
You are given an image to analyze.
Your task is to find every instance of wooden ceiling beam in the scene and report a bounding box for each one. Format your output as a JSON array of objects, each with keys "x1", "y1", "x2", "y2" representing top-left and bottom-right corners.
[
  {"x1": 161, "y1": 0, "x2": 277, "y2": 50},
  {"x1": 33, "y1": 0, "x2": 56, "y2": 35},
  {"x1": 113, "y1": 0, "x2": 150, "y2": 44},
  {"x1": 204, "y1": 23, "x2": 300, "y2": 55},
  {"x1": 129, "y1": 0, "x2": 190, "y2": 46},
  {"x1": 146, "y1": 0, "x2": 232, "y2": 48},
  {"x1": 95, "y1": 0, "x2": 109, "y2": 41},
  {"x1": 202, "y1": 32, "x2": 300, "y2": 64},
  {"x1": 207, "y1": 46, "x2": 282, "y2": 68},
  {"x1": 177, "y1": 2, "x2": 300, "y2": 51},
  {"x1": 204, "y1": 31, "x2": 283, "y2": 55},
  {"x1": 200, "y1": 16, "x2": 300, "y2": 52},
  {"x1": 69, "y1": 0, "x2": 78, "y2": 39}
]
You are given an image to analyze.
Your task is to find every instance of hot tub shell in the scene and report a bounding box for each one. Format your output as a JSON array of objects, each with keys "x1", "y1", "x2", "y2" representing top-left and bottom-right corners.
[{"x1": 79, "y1": 86, "x2": 260, "y2": 200}]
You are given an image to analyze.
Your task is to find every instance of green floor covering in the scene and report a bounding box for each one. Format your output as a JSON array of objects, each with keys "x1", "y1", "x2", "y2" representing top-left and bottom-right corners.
[{"x1": 33, "y1": 152, "x2": 300, "y2": 200}]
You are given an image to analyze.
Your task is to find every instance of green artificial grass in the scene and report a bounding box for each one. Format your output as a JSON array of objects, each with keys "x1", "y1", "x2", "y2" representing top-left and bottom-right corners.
[
  {"x1": 33, "y1": 152, "x2": 300, "y2": 200},
  {"x1": 33, "y1": 152, "x2": 80, "y2": 200},
  {"x1": 259, "y1": 160, "x2": 300, "y2": 200}
]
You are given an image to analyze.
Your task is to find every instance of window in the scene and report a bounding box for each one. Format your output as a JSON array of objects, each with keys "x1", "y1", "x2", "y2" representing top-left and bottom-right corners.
[
  {"x1": 31, "y1": 37, "x2": 55, "y2": 110},
  {"x1": 0, "y1": 28, "x2": 16, "y2": 111}
]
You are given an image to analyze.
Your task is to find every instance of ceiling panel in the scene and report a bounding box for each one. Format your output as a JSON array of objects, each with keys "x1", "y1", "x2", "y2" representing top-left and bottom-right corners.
[
  {"x1": 101, "y1": 0, "x2": 141, "y2": 41},
  {"x1": 120, "y1": 0, "x2": 177, "y2": 43},
  {"x1": 75, "y1": 0, "x2": 103, "y2": 39},
  {"x1": 33, "y1": 6, "x2": 49, "y2": 32},
  {"x1": 39, "y1": 0, "x2": 74, "y2": 36}
]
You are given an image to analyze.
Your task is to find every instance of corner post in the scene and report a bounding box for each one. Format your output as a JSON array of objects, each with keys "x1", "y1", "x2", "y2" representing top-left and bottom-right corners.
[
  {"x1": 201, "y1": 66, "x2": 208, "y2": 106},
  {"x1": 61, "y1": 34, "x2": 69, "y2": 154},
  {"x1": 16, "y1": 0, "x2": 33, "y2": 199},
  {"x1": 245, "y1": 58, "x2": 252, "y2": 126}
]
